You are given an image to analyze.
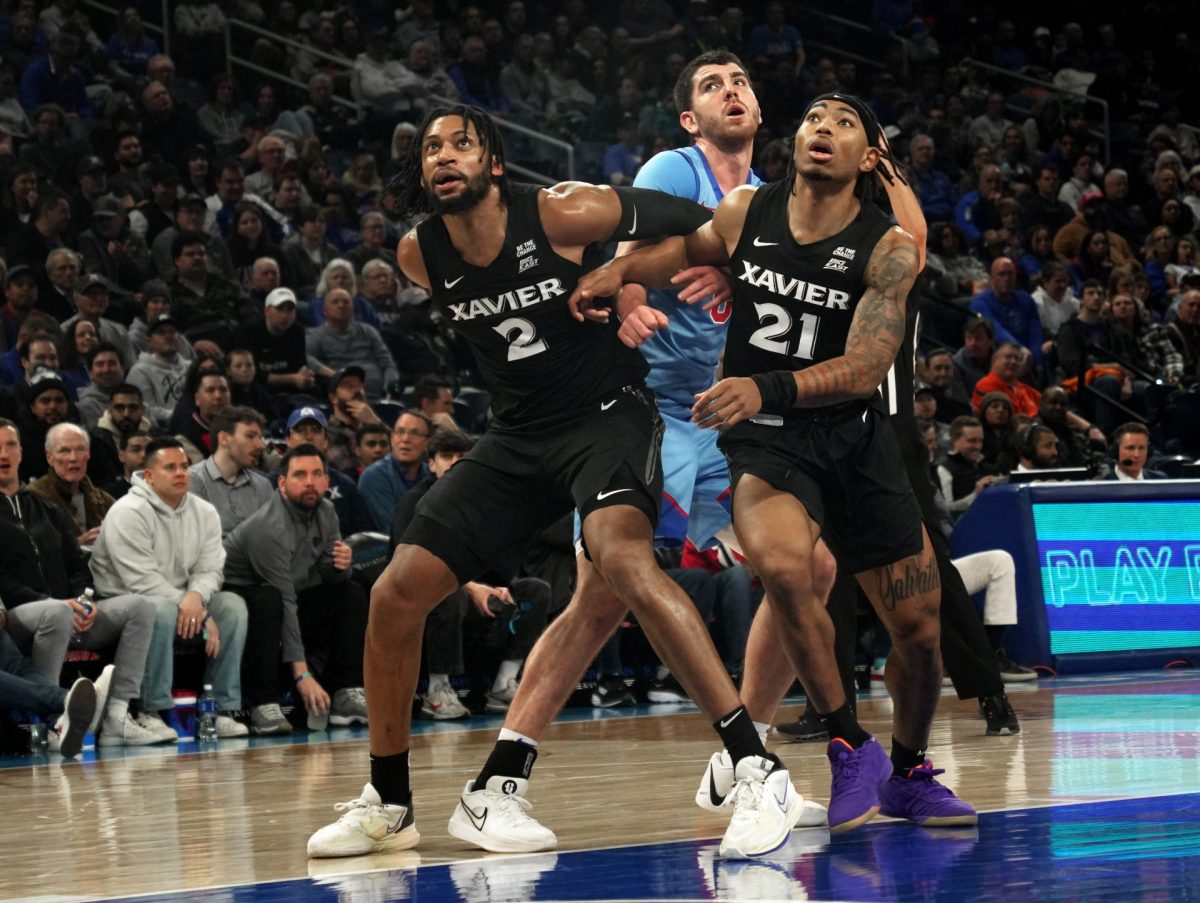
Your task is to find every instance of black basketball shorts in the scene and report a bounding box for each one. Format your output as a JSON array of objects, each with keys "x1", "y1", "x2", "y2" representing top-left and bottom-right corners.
[
  {"x1": 401, "y1": 385, "x2": 664, "y2": 583},
  {"x1": 718, "y1": 403, "x2": 925, "y2": 574}
]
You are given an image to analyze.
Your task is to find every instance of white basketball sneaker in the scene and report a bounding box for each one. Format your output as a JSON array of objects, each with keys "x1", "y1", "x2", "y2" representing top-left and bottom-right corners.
[
  {"x1": 718, "y1": 756, "x2": 805, "y2": 859},
  {"x1": 307, "y1": 783, "x2": 420, "y2": 858},
  {"x1": 447, "y1": 777, "x2": 558, "y2": 853},
  {"x1": 697, "y1": 750, "x2": 827, "y2": 827}
]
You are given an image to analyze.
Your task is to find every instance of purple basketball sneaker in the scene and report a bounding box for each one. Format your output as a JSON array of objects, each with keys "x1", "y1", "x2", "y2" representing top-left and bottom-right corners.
[
  {"x1": 826, "y1": 737, "x2": 893, "y2": 834},
  {"x1": 878, "y1": 760, "x2": 978, "y2": 827}
]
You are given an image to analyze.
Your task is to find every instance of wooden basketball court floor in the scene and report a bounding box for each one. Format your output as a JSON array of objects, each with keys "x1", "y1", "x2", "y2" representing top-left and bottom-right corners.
[{"x1": 2, "y1": 670, "x2": 1198, "y2": 902}]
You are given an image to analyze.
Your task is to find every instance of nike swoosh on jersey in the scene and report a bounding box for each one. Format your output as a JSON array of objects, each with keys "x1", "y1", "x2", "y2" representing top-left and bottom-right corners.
[
  {"x1": 753, "y1": 236, "x2": 778, "y2": 247},
  {"x1": 628, "y1": 206, "x2": 637, "y2": 235},
  {"x1": 596, "y1": 488, "x2": 632, "y2": 500},
  {"x1": 445, "y1": 275, "x2": 464, "y2": 288},
  {"x1": 600, "y1": 398, "x2": 617, "y2": 411},
  {"x1": 460, "y1": 799, "x2": 488, "y2": 832}
]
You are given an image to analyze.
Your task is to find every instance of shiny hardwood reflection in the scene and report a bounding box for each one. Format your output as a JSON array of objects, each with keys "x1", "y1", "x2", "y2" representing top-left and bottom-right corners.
[{"x1": 2, "y1": 673, "x2": 1197, "y2": 901}]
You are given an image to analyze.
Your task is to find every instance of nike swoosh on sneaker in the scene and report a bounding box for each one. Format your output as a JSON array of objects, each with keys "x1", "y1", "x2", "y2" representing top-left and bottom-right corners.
[
  {"x1": 445, "y1": 275, "x2": 464, "y2": 288},
  {"x1": 384, "y1": 811, "x2": 409, "y2": 835},
  {"x1": 774, "y1": 790, "x2": 790, "y2": 813},
  {"x1": 461, "y1": 799, "x2": 488, "y2": 832},
  {"x1": 708, "y1": 769, "x2": 727, "y2": 807},
  {"x1": 753, "y1": 236, "x2": 778, "y2": 247}
]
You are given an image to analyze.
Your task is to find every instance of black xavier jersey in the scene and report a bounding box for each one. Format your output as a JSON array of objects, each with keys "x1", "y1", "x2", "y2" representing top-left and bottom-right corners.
[
  {"x1": 723, "y1": 179, "x2": 894, "y2": 420},
  {"x1": 415, "y1": 183, "x2": 647, "y2": 428}
]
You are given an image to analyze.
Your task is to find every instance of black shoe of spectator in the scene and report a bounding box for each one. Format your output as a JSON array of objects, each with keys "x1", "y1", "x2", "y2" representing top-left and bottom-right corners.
[
  {"x1": 979, "y1": 692, "x2": 1020, "y2": 736},
  {"x1": 646, "y1": 673, "x2": 689, "y2": 703},
  {"x1": 590, "y1": 675, "x2": 636, "y2": 708},
  {"x1": 996, "y1": 649, "x2": 1038, "y2": 683},
  {"x1": 775, "y1": 710, "x2": 829, "y2": 743}
]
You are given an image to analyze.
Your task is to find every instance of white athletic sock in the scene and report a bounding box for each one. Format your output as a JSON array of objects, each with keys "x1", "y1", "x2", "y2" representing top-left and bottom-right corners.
[
  {"x1": 498, "y1": 727, "x2": 538, "y2": 748},
  {"x1": 107, "y1": 698, "x2": 129, "y2": 721},
  {"x1": 492, "y1": 659, "x2": 522, "y2": 692},
  {"x1": 654, "y1": 665, "x2": 670, "y2": 681},
  {"x1": 427, "y1": 673, "x2": 451, "y2": 693},
  {"x1": 753, "y1": 720, "x2": 771, "y2": 746}
]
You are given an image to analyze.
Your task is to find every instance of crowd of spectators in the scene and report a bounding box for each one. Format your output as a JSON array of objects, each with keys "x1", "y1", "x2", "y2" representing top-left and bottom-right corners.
[{"x1": 4, "y1": 0, "x2": 1200, "y2": 744}]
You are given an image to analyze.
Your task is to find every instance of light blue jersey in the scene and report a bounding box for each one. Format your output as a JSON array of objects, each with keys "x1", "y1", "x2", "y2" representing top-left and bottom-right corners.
[{"x1": 634, "y1": 146, "x2": 762, "y2": 412}]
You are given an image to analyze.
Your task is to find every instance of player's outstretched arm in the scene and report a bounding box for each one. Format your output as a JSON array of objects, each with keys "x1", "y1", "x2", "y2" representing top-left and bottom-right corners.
[
  {"x1": 875, "y1": 129, "x2": 927, "y2": 271},
  {"x1": 395, "y1": 229, "x2": 430, "y2": 291},
  {"x1": 539, "y1": 182, "x2": 712, "y2": 248}
]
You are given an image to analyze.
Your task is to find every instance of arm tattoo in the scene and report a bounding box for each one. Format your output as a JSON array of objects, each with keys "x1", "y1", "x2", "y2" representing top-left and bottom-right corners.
[
  {"x1": 874, "y1": 554, "x2": 941, "y2": 612},
  {"x1": 789, "y1": 237, "x2": 917, "y2": 408}
]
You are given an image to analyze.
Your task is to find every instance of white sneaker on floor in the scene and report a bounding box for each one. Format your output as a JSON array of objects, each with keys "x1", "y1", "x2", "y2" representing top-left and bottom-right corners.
[
  {"x1": 99, "y1": 712, "x2": 168, "y2": 747},
  {"x1": 307, "y1": 782, "x2": 419, "y2": 858},
  {"x1": 697, "y1": 751, "x2": 828, "y2": 827},
  {"x1": 135, "y1": 711, "x2": 179, "y2": 742},
  {"x1": 447, "y1": 777, "x2": 557, "y2": 853},
  {"x1": 485, "y1": 679, "x2": 519, "y2": 713},
  {"x1": 719, "y1": 756, "x2": 805, "y2": 859},
  {"x1": 421, "y1": 684, "x2": 469, "y2": 720},
  {"x1": 89, "y1": 665, "x2": 115, "y2": 734},
  {"x1": 250, "y1": 703, "x2": 293, "y2": 735},
  {"x1": 49, "y1": 678, "x2": 97, "y2": 758},
  {"x1": 216, "y1": 714, "x2": 248, "y2": 737}
]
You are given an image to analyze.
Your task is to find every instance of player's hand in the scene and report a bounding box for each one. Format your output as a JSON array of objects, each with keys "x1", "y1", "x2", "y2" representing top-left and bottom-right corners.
[
  {"x1": 692, "y1": 377, "x2": 763, "y2": 430},
  {"x1": 567, "y1": 261, "x2": 623, "y2": 322},
  {"x1": 331, "y1": 540, "x2": 352, "y2": 571},
  {"x1": 617, "y1": 305, "x2": 669, "y2": 348},
  {"x1": 296, "y1": 674, "x2": 330, "y2": 714},
  {"x1": 464, "y1": 582, "x2": 512, "y2": 618},
  {"x1": 671, "y1": 266, "x2": 732, "y2": 309}
]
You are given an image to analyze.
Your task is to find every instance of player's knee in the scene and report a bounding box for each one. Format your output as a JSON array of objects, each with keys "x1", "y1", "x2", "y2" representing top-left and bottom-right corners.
[
  {"x1": 887, "y1": 601, "x2": 941, "y2": 653},
  {"x1": 755, "y1": 550, "x2": 818, "y2": 605},
  {"x1": 811, "y1": 543, "x2": 838, "y2": 602}
]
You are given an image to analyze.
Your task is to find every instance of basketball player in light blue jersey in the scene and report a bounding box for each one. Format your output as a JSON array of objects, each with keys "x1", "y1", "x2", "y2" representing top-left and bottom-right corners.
[{"x1": 449, "y1": 51, "x2": 832, "y2": 855}]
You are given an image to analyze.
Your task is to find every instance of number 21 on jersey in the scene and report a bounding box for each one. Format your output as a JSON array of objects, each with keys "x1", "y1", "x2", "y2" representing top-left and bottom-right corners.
[{"x1": 748, "y1": 302, "x2": 819, "y2": 360}]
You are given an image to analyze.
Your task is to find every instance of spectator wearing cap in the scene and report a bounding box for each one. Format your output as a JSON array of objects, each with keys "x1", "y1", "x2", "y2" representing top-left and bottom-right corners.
[
  {"x1": 280, "y1": 205, "x2": 338, "y2": 300},
  {"x1": 324, "y1": 365, "x2": 382, "y2": 473},
  {"x1": 39, "y1": 248, "x2": 81, "y2": 323},
  {"x1": 970, "y1": 256, "x2": 1045, "y2": 365},
  {"x1": 127, "y1": 312, "x2": 190, "y2": 425},
  {"x1": 6, "y1": 187, "x2": 71, "y2": 272},
  {"x1": 233, "y1": 287, "x2": 320, "y2": 396},
  {"x1": 129, "y1": 163, "x2": 183, "y2": 246},
  {"x1": 86, "y1": 380, "x2": 149, "y2": 486},
  {"x1": 283, "y1": 405, "x2": 371, "y2": 535},
  {"x1": 0, "y1": 266, "x2": 40, "y2": 351},
  {"x1": 62, "y1": 273, "x2": 135, "y2": 368},
  {"x1": 30, "y1": 421, "x2": 115, "y2": 546},
  {"x1": 167, "y1": 229, "x2": 247, "y2": 347},
  {"x1": 76, "y1": 342, "x2": 128, "y2": 431},
  {"x1": 127, "y1": 279, "x2": 197, "y2": 361},
  {"x1": 70, "y1": 154, "x2": 108, "y2": 236},
  {"x1": 176, "y1": 370, "x2": 230, "y2": 461},
  {"x1": 357, "y1": 409, "x2": 431, "y2": 531},
  {"x1": 17, "y1": 370, "x2": 74, "y2": 481},
  {"x1": 151, "y1": 193, "x2": 237, "y2": 282},
  {"x1": 1053, "y1": 187, "x2": 1138, "y2": 267},
  {"x1": 187, "y1": 405, "x2": 272, "y2": 537},
  {"x1": 77, "y1": 195, "x2": 154, "y2": 297},
  {"x1": 305, "y1": 288, "x2": 398, "y2": 400}
]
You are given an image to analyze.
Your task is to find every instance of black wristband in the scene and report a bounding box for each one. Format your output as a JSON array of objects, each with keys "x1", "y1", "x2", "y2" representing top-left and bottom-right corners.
[
  {"x1": 612, "y1": 186, "x2": 712, "y2": 240},
  {"x1": 751, "y1": 371, "x2": 798, "y2": 413}
]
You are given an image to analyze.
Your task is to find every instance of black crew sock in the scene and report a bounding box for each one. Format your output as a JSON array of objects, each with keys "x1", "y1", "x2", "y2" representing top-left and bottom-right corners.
[
  {"x1": 890, "y1": 739, "x2": 925, "y2": 776},
  {"x1": 819, "y1": 703, "x2": 871, "y2": 748},
  {"x1": 985, "y1": 625, "x2": 1006, "y2": 652},
  {"x1": 474, "y1": 739, "x2": 538, "y2": 790},
  {"x1": 715, "y1": 705, "x2": 767, "y2": 766},
  {"x1": 370, "y1": 750, "x2": 411, "y2": 806}
]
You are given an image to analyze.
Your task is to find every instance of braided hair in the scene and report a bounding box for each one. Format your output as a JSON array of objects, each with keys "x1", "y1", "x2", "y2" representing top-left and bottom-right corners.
[{"x1": 386, "y1": 104, "x2": 511, "y2": 216}]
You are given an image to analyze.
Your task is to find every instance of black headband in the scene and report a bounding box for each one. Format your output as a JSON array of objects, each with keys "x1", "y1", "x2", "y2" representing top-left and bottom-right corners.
[{"x1": 804, "y1": 93, "x2": 880, "y2": 147}]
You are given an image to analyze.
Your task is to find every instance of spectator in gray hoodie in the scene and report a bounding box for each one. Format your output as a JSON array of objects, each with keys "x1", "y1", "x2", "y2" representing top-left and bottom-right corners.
[
  {"x1": 89, "y1": 436, "x2": 249, "y2": 740},
  {"x1": 126, "y1": 313, "x2": 190, "y2": 426}
]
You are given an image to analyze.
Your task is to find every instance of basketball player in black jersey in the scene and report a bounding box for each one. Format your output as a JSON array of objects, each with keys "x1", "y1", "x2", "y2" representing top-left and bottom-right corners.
[
  {"x1": 307, "y1": 106, "x2": 807, "y2": 861},
  {"x1": 572, "y1": 94, "x2": 977, "y2": 834}
]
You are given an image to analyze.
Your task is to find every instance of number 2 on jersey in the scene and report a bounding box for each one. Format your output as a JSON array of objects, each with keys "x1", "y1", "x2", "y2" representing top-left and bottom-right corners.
[
  {"x1": 494, "y1": 316, "x2": 548, "y2": 361},
  {"x1": 748, "y1": 302, "x2": 819, "y2": 360}
]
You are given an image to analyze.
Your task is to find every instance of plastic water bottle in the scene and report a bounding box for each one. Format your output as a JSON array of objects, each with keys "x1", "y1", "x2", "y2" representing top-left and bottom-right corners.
[
  {"x1": 78, "y1": 588, "x2": 95, "y2": 615},
  {"x1": 197, "y1": 685, "x2": 218, "y2": 743}
]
